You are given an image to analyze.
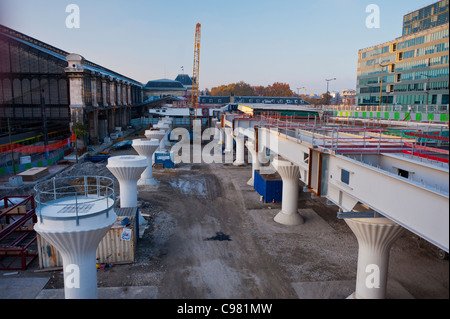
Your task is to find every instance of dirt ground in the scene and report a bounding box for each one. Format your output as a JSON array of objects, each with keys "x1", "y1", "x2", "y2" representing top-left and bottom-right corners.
[{"x1": 1, "y1": 142, "x2": 448, "y2": 299}]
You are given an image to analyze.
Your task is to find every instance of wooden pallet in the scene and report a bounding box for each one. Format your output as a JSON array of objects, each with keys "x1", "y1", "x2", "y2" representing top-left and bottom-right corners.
[{"x1": 17, "y1": 167, "x2": 49, "y2": 182}]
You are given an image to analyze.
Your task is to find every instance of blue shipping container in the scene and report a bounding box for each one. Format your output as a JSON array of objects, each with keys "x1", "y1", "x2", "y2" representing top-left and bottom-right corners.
[
  {"x1": 155, "y1": 151, "x2": 175, "y2": 168},
  {"x1": 254, "y1": 170, "x2": 282, "y2": 203}
]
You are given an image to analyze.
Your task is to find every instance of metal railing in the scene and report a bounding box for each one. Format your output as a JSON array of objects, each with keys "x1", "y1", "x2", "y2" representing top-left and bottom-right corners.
[
  {"x1": 34, "y1": 176, "x2": 115, "y2": 226},
  {"x1": 321, "y1": 104, "x2": 450, "y2": 114},
  {"x1": 255, "y1": 113, "x2": 448, "y2": 164}
]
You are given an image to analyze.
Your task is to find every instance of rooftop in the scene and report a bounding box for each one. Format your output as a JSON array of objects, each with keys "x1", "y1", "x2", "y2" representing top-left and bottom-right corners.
[
  {"x1": 145, "y1": 79, "x2": 187, "y2": 90},
  {"x1": 174, "y1": 74, "x2": 193, "y2": 86}
]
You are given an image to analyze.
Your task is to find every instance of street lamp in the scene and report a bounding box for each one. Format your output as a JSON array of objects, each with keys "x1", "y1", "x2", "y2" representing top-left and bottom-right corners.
[
  {"x1": 418, "y1": 72, "x2": 431, "y2": 113},
  {"x1": 326, "y1": 78, "x2": 336, "y2": 105},
  {"x1": 378, "y1": 63, "x2": 389, "y2": 109}
]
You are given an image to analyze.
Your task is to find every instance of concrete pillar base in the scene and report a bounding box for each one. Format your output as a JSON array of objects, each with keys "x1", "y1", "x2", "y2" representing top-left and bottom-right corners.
[
  {"x1": 274, "y1": 209, "x2": 305, "y2": 226},
  {"x1": 273, "y1": 159, "x2": 302, "y2": 226},
  {"x1": 138, "y1": 178, "x2": 158, "y2": 187},
  {"x1": 233, "y1": 161, "x2": 246, "y2": 166},
  {"x1": 247, "y1": 177, "x2": 254, "y2": 186},
  {"x1": 345, "y1": 217, "x2": 405, "y2": 299}
]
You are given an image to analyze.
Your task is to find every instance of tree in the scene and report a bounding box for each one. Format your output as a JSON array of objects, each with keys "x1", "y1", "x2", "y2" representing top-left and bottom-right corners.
[
  {"x1": 210, "y1": 81, "x2": 255, "y2": 96},
  {"x1": 265, "y1": 82, "x2": 295, "y2": 97},
  {"x1": 252, "y1": 86, "x2": 266, "y2": 96},
  {"x1": 209, "y1": 81, "x2": 297, "y2": 97},
  {"x1": 72, "y1": 121, "x2": 88, "y2": 163}
]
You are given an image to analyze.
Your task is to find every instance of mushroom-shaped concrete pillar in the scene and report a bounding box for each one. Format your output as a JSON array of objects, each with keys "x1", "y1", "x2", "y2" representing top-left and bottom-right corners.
[
  {"x1": 246, "y1": 141, "x2": 261, "y2": 186},
  {"x1": 145, "y1": 129, "x2": 165, "y2": 151},
  {"x1": 272, "y1": 158, "x2": 304, "y2": 226},
  {"x1": 224, "y1": 127, "x2": 233, "y2": 153},
  {"x1": 160, "y1": 118, "x2": 173, "y2": 131},
  {"x1": 33, "y1": 176, "x2": 117, "y2": 299},
  {"x1": 345, "y1": 217, "x2": 405, "y2": 299},
  {"x1": 233, "y1": 135, "x2": 246, "y2": 166},
  {"x1": 162, "y1": 117, "x2": 173, "y2": 125},
  {"x1": 107, "y1": 155, "x2": 147, "y2": 208},
  {"x1": 154, "y1": 123, "x2": 171, "y2": 151},
  {"x1": 132, "y1": 139, "x2": 160, "y2": 186}
]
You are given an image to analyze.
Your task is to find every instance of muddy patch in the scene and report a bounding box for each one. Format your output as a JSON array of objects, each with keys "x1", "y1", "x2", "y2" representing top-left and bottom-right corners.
[{"x1": 205, "y1": 232, "x2": 232, "y2": 242}]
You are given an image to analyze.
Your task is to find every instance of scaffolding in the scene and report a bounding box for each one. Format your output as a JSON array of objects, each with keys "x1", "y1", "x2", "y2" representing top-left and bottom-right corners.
[
  {"x1": 0, "y1": 195, "x2": 37, "y2": 270},
  {"x1": 253, "y1": 112, "x2": 449, "y2": 164}
]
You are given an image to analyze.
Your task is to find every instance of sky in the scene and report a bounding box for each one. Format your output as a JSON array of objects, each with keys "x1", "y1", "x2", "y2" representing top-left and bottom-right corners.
[{"x1": 0, "y1": 0, "x2": 440, "y2": 94}]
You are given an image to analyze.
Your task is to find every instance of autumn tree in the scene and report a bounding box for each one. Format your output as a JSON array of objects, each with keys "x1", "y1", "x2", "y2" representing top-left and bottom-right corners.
[
  {"x1": 210, "y1": 81, "x2": 255, "y2": 96},
  {"x1": 265, "y1": 82, "x2": 295, "y2": 97},
  {"x1": 209, "y1": 81, "x2": 297, "y2": 97},
  {"x1": 252, "y1": 86, "x2": 266, "y2": 96}
]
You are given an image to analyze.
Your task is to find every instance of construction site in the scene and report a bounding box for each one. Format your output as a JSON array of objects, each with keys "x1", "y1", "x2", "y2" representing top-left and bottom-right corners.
[
  {"x1": 0, "y1": 5, "x2": 449, "y2": 301},
  {"x1": 0, "y1": 108, "x2": 449, "y2": 300}
]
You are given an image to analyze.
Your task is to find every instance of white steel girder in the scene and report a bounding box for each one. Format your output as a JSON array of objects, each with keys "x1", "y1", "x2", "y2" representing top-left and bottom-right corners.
[
  {"x1": 225, "y1": 120, "x2": 449, "y2": 252},
  {"x1": 325, "y1": 154, "x2": 449, "y2": 252}
]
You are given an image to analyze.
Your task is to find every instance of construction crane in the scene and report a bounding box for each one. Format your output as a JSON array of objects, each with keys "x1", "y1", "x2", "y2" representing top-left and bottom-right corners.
[{"x1": 191, "y1": 23, "x2": 201, "y2": 122}]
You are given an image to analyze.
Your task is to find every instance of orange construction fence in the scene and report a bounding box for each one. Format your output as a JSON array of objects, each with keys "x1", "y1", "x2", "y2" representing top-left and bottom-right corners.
[{"x1": 0, "y1": 133, "x2": 76, "y2": 155}]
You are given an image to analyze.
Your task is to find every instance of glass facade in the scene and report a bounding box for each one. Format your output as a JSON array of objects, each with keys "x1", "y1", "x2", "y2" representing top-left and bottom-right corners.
[
  {"x1": 0, "y1": 32, "x2": 70, "y2": 134},
  {"x1": 403, "y1": 0, "x2": 449, "y2": 36},
  {"x1": 357, "y1": 2, "x2": 449, "y2": 107}
]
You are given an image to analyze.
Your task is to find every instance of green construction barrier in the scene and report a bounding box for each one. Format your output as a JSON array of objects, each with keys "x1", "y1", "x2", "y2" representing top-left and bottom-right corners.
[
  {"x1": 416, "y1": 113, "x2": 422, "y2": 121},
  {"x1": 394, "y1": 112, "x2": 400, "y2": 120},
  {"x1": 384, "y1": 112, "x2": 389, "y2": 119}
]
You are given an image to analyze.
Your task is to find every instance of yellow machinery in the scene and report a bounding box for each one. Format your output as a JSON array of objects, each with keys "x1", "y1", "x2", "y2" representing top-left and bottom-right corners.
[{"x1": 191, "y1": 23, "x2": 201, "y2": 122}]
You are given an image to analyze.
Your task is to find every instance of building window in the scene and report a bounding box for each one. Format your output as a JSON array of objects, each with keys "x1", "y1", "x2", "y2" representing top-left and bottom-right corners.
[
  {"x1": 84, "y1": 77, "x2": 92, "y2": 106},
  {"x1": 398, "y1": 169, "x2": 409, "y2": 179},
  {"x1": 106, "y1": 82, "x2": 110, "y2": 105},
  {"x1": 22, "y1": 79, "x2": 31, "y2": 104},
  {"x1": 58, "y1": 79, "x2": 68, "y2": 105},
  {"x1": 49, "y1": 79, "x2": 59, "y2": 104},
  {"x1": 13, "y1": 78, "x2": 22, "y2": 104},
  {"x1": 30, "y1": 79, "x2": 40, "y2": 104},
  {"x1": 341, "y1": 169, "x2": 350, "y2": 185}
]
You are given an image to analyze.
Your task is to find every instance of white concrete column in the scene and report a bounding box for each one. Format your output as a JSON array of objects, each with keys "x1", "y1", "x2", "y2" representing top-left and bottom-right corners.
[
  {"x1": 117, "y1": 82, "x2": 122, "y2": 106},
  {"x1": 122, "y1": 83, "x2": 127, "y2": 105},
  {"x1": 107, "y1": 156, "x2": 147, "y2": 208},
  {"x1": 109, "y1": 79, "x2": 115, "y2": 106},
  {"x1": 273, "y1": 159, "x2": 304, "y2": 226},
  {"x1": 36, "y1": 220, "x2": 115, "y2": 299},
  {"x1": 246, "y1": 141, "x2": 261, "y2": 186},
  {"x1": 145, "y1": 130, "x2": 165, "y2": 154},
  {"x1": 127, "y1": 84, "x2": 132, "y2": 105},
  {"x1": 345, "y1": 218, "x2": 405, "y2": 299},
  {"x1": 91, "y1": 78, "x2": 98, "y2": 107},
  {"x1": 132, "y1": 139, "x2": 160, "y2": 186},
  {"x1": 102, "y1": 79, "x2": 108, "y2": 106},
  {"x1": 224, "y1": 127, "x2": 233, "y2": 153},
  {"x1": 233, "y1": 135, "x2": 246, "y2": 166},
  {"x1": 154, "y1": 123, "x2": 170, "y2": 151},
  {"x1": 33, "y1": 179, "x2": 116, "y2": 299}
]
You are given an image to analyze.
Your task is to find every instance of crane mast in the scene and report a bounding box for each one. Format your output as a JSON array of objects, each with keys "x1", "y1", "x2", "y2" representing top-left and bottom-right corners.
[{"x1": 191, "y1": 23, "x2": 201, "y2": 122}]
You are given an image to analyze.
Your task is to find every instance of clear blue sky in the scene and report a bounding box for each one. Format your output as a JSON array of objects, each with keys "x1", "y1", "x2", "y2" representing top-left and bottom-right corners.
[{"x1": 0, "y1": 0, "x2": 439, "y2": 94}]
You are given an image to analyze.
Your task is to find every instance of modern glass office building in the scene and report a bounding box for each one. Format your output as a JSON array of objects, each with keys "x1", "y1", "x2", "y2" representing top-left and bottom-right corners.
[{"x1": 357, "y1": 0, "x2": 449, "y2": 108}]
